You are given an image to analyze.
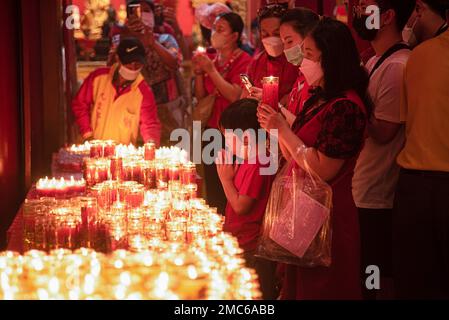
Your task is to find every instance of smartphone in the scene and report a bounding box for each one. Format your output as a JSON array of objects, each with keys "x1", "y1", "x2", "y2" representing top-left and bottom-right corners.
[
  {"x1": 128, "y1": 3, "x2": 142, "y2": 19},
  {"x1": 240, "y1": 74, "x2": 253, "y2": 92}
]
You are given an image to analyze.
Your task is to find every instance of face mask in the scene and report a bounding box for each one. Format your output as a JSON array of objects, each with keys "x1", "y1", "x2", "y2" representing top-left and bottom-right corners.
[
  {"x1": 262, "y1": 37, "x2": 284, "y2": 57},
  {"x1": 211, "y1": 31, "x2": 229, "y2": 50},
  {"x1": 352, "y1": 14, "x2": 378, "y2": 41},
  {"x1": 141, "y1": 12, "x2": 155, "y2": 29},
  {"x1": 299, "y1": 58, "x2": 323, "y2": 86},
  {"x1": 119, "y1": 65, "x2": 142, "y2": 81},
  {"x1": 284, "y1": 44, "x2": 304, "y2": 66},
  {"x1": 402, "y1": 19, "x2": 418, "y2": 47}
]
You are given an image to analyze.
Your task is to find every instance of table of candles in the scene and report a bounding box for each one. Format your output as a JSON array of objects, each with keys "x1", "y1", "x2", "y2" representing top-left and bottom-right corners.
[{"x1": 2, "y1": 141, "x2": 261, "y2": 300}]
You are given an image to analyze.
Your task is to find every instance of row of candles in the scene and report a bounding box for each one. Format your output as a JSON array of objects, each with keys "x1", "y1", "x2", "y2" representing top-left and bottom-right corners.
[
  {"x1": 83, "y1": 157, "x2": 197, "y2": 189},
  {"x1": 36, "y1": 177, "x2": 86, "y2": 198},
  {"x1": 23, "y1": 183, "x2": 218, "y2": 254},
  {"x1": 0, "y1": 246, "x2": 261, "y2": 300}
]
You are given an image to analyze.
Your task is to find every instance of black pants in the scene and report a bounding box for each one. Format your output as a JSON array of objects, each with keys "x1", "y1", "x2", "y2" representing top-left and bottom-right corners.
[
  {"x1": 358, "y1": 208, "x2": 393, "y2": 300},
  {"x1": 202, "y1": 131, "x2": 227, "y2": 215},
  {"x1": 393, "y1": 169, "x2": 449, "y2": 299},
  {"x1": 244, "y1": 251, "x2": 278, "y2": 300}
]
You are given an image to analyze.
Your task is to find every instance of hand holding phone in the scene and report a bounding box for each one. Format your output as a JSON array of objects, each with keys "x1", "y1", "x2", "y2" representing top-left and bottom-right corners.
[{"x1": 240, "y1": 74, "x2": 253, "y2": 92}]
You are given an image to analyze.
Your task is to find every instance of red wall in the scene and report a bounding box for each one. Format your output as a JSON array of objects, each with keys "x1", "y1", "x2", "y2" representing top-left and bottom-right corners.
[{"x1": 0, "y1": 0, "x2": 23, "y2": 249}]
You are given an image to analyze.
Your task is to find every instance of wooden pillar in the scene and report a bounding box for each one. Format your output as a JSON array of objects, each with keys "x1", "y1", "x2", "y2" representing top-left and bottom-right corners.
[{"x1": 0, "y1": 0, "x2": 24, "y2": 249}]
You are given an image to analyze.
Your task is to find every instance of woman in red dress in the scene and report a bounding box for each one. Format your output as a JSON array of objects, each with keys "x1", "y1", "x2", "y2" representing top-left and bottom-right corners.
[
  {"x1": 258, "y1": 17, "x2": 371, "y2": 300},
  {"x1": 242, "y1": 5, "x2": 298, "y2": 106},
  {"x1": 193, "y1": 12, "x2": 252, "y2": 213}
]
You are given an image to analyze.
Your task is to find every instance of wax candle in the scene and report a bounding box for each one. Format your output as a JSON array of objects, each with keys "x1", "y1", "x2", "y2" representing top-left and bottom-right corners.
[
  {"x1": 262, "y1": 76, "x2": 279, "y2": 111},
  {"x1": 90, "y1": 141, "x2": 104, "y2": 158},
  {"x1": 181, "y1": 163, "x2": 197, "y2": 185},
  {"x1": 110, "y1": 157, "x2": 123, "y2": 181},
  {"x1": 196, "y1": 46, "x2": 206, "y2": 54},
  {"x1": 168, "y1": 165, "x2": 180, "y2": 182},
  {"x1": 103, "y1": 141, "x2": 116, "y2": 158},
  {"x1": 144, "y1": 142, "x2": 156, "y2": 161}
]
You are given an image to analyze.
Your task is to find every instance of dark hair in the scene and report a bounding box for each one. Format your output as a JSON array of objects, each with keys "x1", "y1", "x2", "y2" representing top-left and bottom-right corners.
[
  {"x1": 126, "y1": 0, "x2": 155, "y2": 17},
  {"x1": 376, "y1": 0, "x2": 416, "y2": 30},
  {"x1": 219, "y1": 98, "x2": 260, "y2": 132},
  {"x1": 216, "y1": 12, "x2": 244, "y2": 48},
  {"x1": 422, "y1": 0, "x2": 449, "y2": 20},
  {"x1": 309, "y1": 17, "x2": 372, "y2": 115},
  {"x1": 258, "y1": 4, "x2": 287, "y2": 25},
  {"x1": 280, "y1": 7, "x2": 320, "y2": 38}
]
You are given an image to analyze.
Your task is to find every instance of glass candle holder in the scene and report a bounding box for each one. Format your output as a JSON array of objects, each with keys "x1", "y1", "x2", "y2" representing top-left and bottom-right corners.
[
  {"x1": 155, "y1": 161, "x2": 169, "y2": 190},
  {"x1": 22, "y1": 199, "x2": 45, "y2": 251},
  {"x1": 262, "y1": 76, "x2": 280, "y2": 111},
  {"x1": 110, "y1": 157, "x2": 123, "y2": 181},
  {"x1": 89, "y1": 140, "x2": 104, "y2": 158},
  {"x1": 166, "y1": 219, "x2": 187, "y2": 242},
  {"x1": 124, "y1": 186, "x2": 145, "y2": 209},
  {"x1": 142, "y1": 162, "x2": 156, "y2": 190},
  {"x1": 181, "y1": 163, "x2": 197, "y2": 185},
  {"x1": 103, "y1": 140, "x2": 116, "y2": 158},
  {"x1": 144, "y1": 142, "x2": 156, "y2": 161},
  {"x1": 168, "y1": 164, "x2": 180, "y2": 182}
]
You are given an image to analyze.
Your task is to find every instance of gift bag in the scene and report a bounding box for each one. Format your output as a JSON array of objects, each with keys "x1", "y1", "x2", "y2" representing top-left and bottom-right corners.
[{"x1": 256, "y1": 158, "x2": 333, "y2": 267}]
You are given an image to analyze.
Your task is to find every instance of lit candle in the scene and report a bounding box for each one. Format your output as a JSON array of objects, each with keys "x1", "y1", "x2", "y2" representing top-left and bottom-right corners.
[
  {"x1": 262, "y1": 76, "x2": 279, "y2": 111},
  {"x1": 196, "y1": 46, "x2": 206, "y2": 54},
  {"x1": 144, "y1": 142, "x2": 156, "y2": 161}
]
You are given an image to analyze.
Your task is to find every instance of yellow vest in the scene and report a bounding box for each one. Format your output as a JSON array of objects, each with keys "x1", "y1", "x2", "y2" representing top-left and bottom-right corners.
[{"x1": 90, "y1": 65, "x2": 145, "y2": 145}]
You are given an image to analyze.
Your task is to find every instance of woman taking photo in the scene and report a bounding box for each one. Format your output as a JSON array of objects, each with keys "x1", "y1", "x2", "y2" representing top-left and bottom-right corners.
[
  {"x1": 258, "y1": 17, "x2": 370, "y2": 300},
  {"x1": 193, "y1": 12, "x2": 252, "y2": 213},
  {"x1": 242, "y1": 4, "x2": 298, "y2": 106}
]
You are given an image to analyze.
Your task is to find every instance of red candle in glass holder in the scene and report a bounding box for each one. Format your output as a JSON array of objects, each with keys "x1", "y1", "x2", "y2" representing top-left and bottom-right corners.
[
  {"x1": 103, "y1": 141, "x2": 116, "y2": 158},
  {"x1": 54, "y1": 179, "x2": 68, "y2": 199},
  {"x1": 90, "y1": 142, "x2": 104, "y2": 158},
  {"x1": 143, "y1": 165, "x2": 156, "y2": 189},
  {"x1": 144, "y1": 142, "x2": 156, "y2": 161},
  {"x1": 181, "y1": 163, "x2": 197, "y2": 185},
  {"x1": 56, "y1": 225, "x2": 79, "y2": 250},
  {"x1": 262, "y1": 76, "x2": 280, "y2": 111},
  {"x1": 125, "y1": 188, "x2": 144, "y2": 208},
  {"x1": 132, "y1": 164, "x2": 142, "y2": 183},
  {"x1": 110, "y1": 157, "x2": 123, "y2": 181},
  {"x1": 168, "y1": 165, "x2": 180, "y2": 181},
  {"x1": 156, "y1": 164, "x2": 168, "y2": 189},
  {"x1": 96, "y1": 164, "x2": 109, "y2": 184}
]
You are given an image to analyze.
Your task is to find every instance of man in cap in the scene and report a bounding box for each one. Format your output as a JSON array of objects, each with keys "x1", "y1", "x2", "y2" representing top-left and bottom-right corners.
[{"x1": 72, "y1": 37, "x2": 161, "y2": 146}]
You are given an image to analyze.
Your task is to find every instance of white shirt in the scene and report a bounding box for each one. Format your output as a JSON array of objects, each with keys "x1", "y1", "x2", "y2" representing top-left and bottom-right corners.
[{"x1": 352, "y1": 48, "x2": 410, "y2": 209}]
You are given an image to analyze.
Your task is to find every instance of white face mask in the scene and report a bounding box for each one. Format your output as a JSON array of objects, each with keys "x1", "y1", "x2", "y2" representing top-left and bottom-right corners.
[
  {"x1": 211, "y1": 31, "x2": 229, "y2": 50},
  {"x1": 262, "y1": 36, "x2": 284, "y2": 57},
  {"x1": 299, "y1": 58, "x2": 323, "y2": 86},
  {"x1": 142, "y1": 12, "x2": 155, "y2": 29},
  {"x1": 283, "y1": 43, "x2": 304, "y2": 66},
  {"x1": 119, "y1": 65, "x2": 142, "y2": 81},
  {"x1": 402, "y1": 19, "x2": 418, "y2": 48}
]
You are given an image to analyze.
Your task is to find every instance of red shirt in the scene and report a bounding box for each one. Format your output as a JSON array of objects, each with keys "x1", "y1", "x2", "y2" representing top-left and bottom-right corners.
[
  {"x1": 287, "y1": 73, "x2": 311, "y2": 116},
  {"x1": 223, "y1": 159, "x2": 274, "y2": 252},
  {"x1": 204, "y1": 50, "x2": 252, "y2": 128},
  {"x1": 247, "y1": 51, "x2": 299, "y2": 101}
]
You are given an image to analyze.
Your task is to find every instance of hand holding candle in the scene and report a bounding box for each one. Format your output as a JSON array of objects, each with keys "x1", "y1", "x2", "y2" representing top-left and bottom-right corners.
[{"x1": 262, "y1": 76, "x2": 279, "y2": 112}]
